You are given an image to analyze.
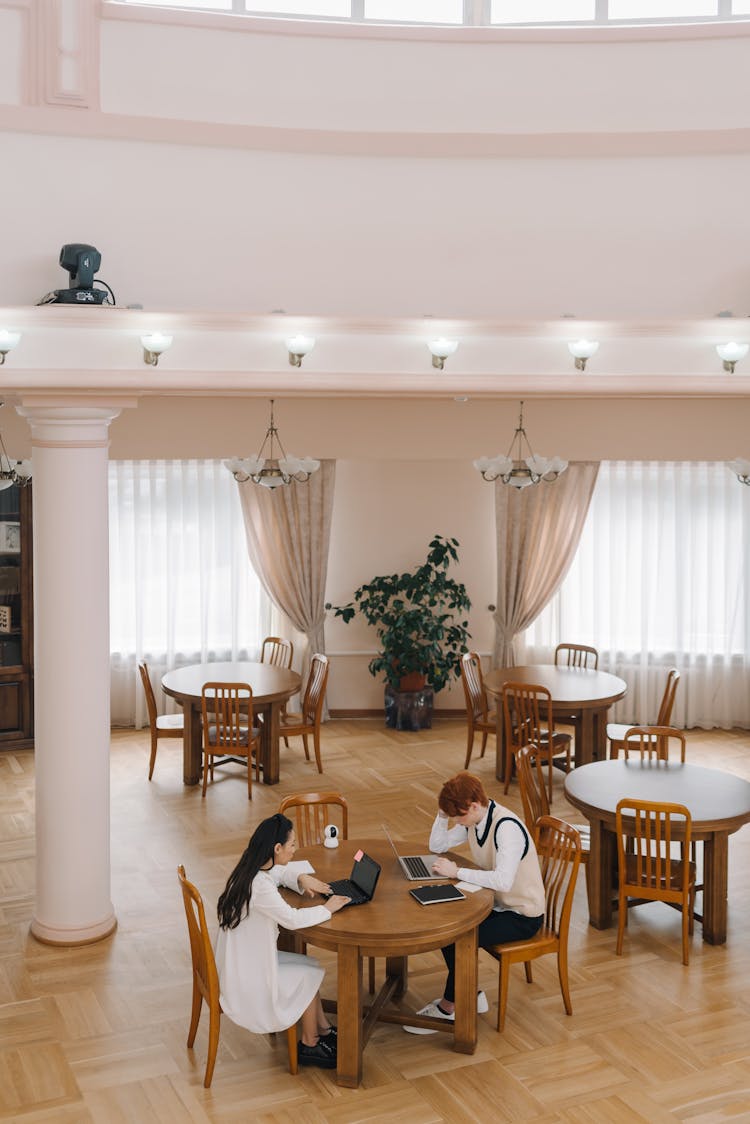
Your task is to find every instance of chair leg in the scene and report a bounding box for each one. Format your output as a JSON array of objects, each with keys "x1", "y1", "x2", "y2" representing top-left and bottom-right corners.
[
  {"x1": 301, "y1": 733, "x2": 311, "y2": 762},
  {"x1": 312, "y1": 730, "x2": 323, "y2": 774},
  {"x1": 615, "y1": 890, "x2": 626, "y2": 955},
  {"x1": 479, "y1": 730, "x2": 488, "y2": 759},
  {"x1": 201, "y1": 752, "x2": 209, "y2": 798},
  {"x1": 148, "y1": 730, "x2": 158, "y2": 780},
  {"x1": 368, "y1": 957, "x2": 375, "y2": 994},
  {"x1": 503, "y1": 741, "x2": 514, "y2": 794},
  {"x1": 286, "y1": 1025, "x2": 298, "y2": 1075},
  {"x1": 464, "y1": 726, "x2": 475, "y2": 770},
  {"x1": 682, "y1": 898, "x2": 691, "y2": 966},
  {"x1": 524, "y1": 962, "x2": 533, "y2": 984},
  {"x1": 187, "y1": 983, "x2": 202, "y2": 1047},
  {"x1": 558, "y1": 947, "x2": 573, "y2": 1016},
  {"x1": 496, "y1": 954, "x2": 511, "y2": 1032},
  {"x1": 204, "y1": 1004, "x2": 221, "y2": 1088},
  {"x1": 247, "y1": 759, "x2": 252, "y2": 800}
]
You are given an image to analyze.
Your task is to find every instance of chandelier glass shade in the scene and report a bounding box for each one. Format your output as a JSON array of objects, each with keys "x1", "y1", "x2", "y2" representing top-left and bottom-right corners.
[
  {"x1": 728, "y1": 457, "x2": 750, "y2": 486},
  {"x1": 474, "y1": 401, "x2": 567, "y2": 489},
  {"x1": 224, "y1": 399, "x2": 320, "y2": 489}
]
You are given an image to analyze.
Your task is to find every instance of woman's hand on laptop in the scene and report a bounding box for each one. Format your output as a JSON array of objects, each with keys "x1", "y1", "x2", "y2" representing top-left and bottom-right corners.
[
  {"x1": 432, "y1": 857, "x2": 458, "y2": 879},
  {"x1": 299, "y1": 874, "x2": 333, "y2": 897},
  {"x1": 326, "y1": 894, "x2": 351, "y2": 913}
]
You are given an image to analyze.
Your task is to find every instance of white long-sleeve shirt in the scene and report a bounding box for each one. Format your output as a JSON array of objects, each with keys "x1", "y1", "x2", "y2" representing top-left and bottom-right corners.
[{"x1": 429, "y1": 807, "x2": 526, "y2": 897}]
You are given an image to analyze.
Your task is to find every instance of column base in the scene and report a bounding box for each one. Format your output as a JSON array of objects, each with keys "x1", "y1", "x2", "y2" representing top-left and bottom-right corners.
[{"x1": 30, "y1": 912, "x2": 117, "y2": 946}]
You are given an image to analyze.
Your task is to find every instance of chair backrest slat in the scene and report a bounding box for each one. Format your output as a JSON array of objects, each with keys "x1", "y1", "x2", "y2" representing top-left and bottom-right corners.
[
  {"x1": 533, "y1": 816, "x2": 582, "y2": 937},
  {"x1": 656, "y1": 668, "x2": 681, "y2": 726},
  {"x1": 201, "y1": 682, "x2": 252, "y2": 748},
  {"x1": 460, "y1": 651, "x2": 487, "y2": 721},
  {"x1": 302, "y1": 654, "x2": 329, "y2": 725},
  {"x1": 138, "y1": 661, "x2": 158, "y2": 726},
  {"x1": 622, "y1": 725, "x2": 686, "y2": 763},
  {"x1": 261, "y1": 636, "x2": 294, "y2": 669},
  {"x1": 515, "y1": 745, "x2": 550, "y2": 830},
  {"x1": 554, "y1": 643, "x2": 599, "y2": 670},
  {"x1": 278, "y1": 791, "x2": 348, "y2": 845}
]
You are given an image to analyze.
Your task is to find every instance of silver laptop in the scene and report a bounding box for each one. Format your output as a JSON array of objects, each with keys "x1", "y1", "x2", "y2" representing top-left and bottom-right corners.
[{"x1": 382, "y1": 823, "x2": 444, "y2": 881}]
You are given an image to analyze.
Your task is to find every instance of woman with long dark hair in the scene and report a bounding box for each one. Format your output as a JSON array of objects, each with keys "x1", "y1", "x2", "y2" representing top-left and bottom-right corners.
[{"x1": 215, "y1": 813, "x2": 349, "y2": 1069}]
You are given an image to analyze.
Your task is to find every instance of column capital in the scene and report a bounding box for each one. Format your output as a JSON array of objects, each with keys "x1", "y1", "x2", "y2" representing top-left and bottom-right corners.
[{"x1": 16, "y1": 403, "x2": 123, "y2": 448}]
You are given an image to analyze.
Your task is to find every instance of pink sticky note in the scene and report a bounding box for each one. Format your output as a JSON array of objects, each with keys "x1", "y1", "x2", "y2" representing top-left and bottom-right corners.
[{"x1": 354, "y1": 849, "x2": 364, "y2": 861}]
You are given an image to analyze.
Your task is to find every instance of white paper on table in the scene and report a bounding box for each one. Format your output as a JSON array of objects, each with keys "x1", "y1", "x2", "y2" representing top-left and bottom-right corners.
[
  {"x1": 456, "y1": 880, "x2": 481, "y2": 893},
  {"x1": 285, "y1": 860, "x2": 315, "y2": 875}
]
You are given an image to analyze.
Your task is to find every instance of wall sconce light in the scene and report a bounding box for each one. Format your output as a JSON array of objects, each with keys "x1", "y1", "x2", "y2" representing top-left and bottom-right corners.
[
  {"x1": 141, "y1": 333, "x2": 173, "y2": 366},
  {"x1": 0, "y1": 330, "x2": 21, "y2": 366},
  {"x1": 716, "y1": 342, "x2": 749, "y2": 373},
  {"x1": 427, "y1": 338, "x2": 459, "y2": 370},
  {"x1": 567, "y1": 339, "x2": 599, "y2": 371},
  {"x1": 285, "y1": 335, "x2": 315, "y2": 367}
]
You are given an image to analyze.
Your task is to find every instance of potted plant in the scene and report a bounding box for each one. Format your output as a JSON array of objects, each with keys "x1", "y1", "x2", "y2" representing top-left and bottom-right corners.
[{"x1": 331, "y1": 535, "x2": 471, "y2": 728}]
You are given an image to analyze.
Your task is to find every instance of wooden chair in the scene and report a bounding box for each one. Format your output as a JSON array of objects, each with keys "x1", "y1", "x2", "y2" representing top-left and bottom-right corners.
[
  {"x1": 621, "y1": 726, "x2": 686, "y2": 762},
  {"x1": 177, "y1": 865, "x2": 297, "y2": 1087},
  {"x1": 460, "y1": 651, "x2": 497, "y2": 769},
  {"x1": 615, "y1": 800, "x2": 696, "y2": 966},
  {"x1": 554, "y1": 643, "x2": 599, "y2": 670},
  {"x1": 261, "y1": 636, "x2": 295, "y2": 746},
  {"x1": 277, "y1": 790, "x2": 374, "y2": 990},
  {"x1": 280, "y1": 654, "x2": 329, "y2": 774},
  {"x1": 261, "y1": 636, "x2": 294, "y2": 669},
  {"x1": 502, "y1": 682, "x2": 572, "y2": 802},
  {"x1": 278, "y1": 791, "x2": 349, "y2": 845},
  {"x1": 485, "y1": 816, "x2": 582, "y2": 1032},
  {"x1": 516, "y1": 745, "x2": 590, "y2": 860},
  {"x1": 201, "y1": 682, "x2": 260, "y2": 799},
  {"x1": 608, "y1": 668, "x2": 680, "y2": 758},
  {"x1": 138, "y1": 661, "x2": 184, "y2": 780}
]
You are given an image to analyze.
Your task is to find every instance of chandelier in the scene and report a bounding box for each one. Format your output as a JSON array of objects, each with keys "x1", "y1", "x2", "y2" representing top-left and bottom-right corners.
[
  {"x1": 728, "y1": 458, "x2": 750, "y2": 486},
  {"x1": 224, "y1": 400, "x2": 320, "y2": 489},
  {"x1": 0, "y1": 409, "x2": 31, "y2": 491},
  {"x1": 474, "y1": 401, "x2": 567, "y2": 489}
]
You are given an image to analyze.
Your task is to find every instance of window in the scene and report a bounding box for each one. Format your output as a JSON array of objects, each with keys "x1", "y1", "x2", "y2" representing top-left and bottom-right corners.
[{"x1": 522, "y1": 462, "x2": 750, "y2": 729}]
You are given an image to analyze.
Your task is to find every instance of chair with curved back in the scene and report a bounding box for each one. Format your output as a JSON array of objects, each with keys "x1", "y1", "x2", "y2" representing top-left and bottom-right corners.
[
  {"x1": 554, "y1": 643, "x2": 599, "y2": 670},
  {"x1": 502, "y1": 682, "x2": 572, "y2": 802},
  {"x1": 485, "y1": 816, "x2": 582, "y2": 1032},
  {"x1": 621, "y1": 726, "x2": 686, "y2": 762},
  {"x1": 460, "y1": 651, "x2": 497, "y2": 769},
  {"x1": 177, "y1": 864, "x2": 298, "y2": 1087},
  {"x1": 138, "y1": 661, "x2": 184, "y2": 780},
  {"x1": 201, "y1": 682, "x2": 260, "y2": 799},
  {"x1": 615, "y1": 799, "x2": 696, "y2": 965},
  {"x1": 278, "y1": 791, "x2": 349, "y2": 845},
  {"x1": 516, "y1": 745, "x2": 591, "y2": 861},
  {"x1": 261, "y1": 636, "x2": 295, "y2": 746},
  {"x1": 608, "y1": 668, "x2": 680, "y2": 759},
  {"x1": 280, "y1": 654, "x2": 329, "y2": 774}
]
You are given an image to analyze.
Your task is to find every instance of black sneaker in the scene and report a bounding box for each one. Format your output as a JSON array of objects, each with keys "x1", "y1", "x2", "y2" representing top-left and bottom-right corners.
[
  {"x1": 318, "y1": 1026, "x2": 337, "y2": 1045},
  {"x1": 298, "y1": 1038, "x2": 337, "y2": 1069}
]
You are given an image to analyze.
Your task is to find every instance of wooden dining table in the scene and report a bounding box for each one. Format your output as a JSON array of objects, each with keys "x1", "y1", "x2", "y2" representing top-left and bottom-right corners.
[
  {"x1": 161, "y1": 660, "x2": 301, "y2": 786},
  {"x1": 565, "y1": 759, "x2": 750, "y2": 945},
  {"x1": 280, "y1": 838, "x2": 494, "y2": 1088},
  {"x1": 484, "y1": 664, "x2": 628, "y2": 782}
]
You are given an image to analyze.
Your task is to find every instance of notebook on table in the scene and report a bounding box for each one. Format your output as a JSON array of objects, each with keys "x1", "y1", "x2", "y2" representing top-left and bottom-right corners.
[
  {"x1": 382, "y1": 823, "x2": 445, "y2": 881},
  {"x1": 325, "y1": 851, "x2": 381, "y2": 907},
  {"x1": 410, "y1": 884, "x2": 466, "y2": 906}
]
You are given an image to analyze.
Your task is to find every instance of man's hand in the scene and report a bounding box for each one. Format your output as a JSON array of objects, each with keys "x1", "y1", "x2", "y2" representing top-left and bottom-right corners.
[
  {"x1": 432, "y1": 856, "x2": 458, "y2": 879},
  {"x1": 298, "y1": 873, "x2": 332, "y2": 897}
]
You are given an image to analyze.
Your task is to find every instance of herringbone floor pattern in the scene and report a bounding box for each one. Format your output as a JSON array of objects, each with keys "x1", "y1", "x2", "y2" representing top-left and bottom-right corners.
[{"x1": 1, "y1": 721, "x2": 750, "y2": 1122}]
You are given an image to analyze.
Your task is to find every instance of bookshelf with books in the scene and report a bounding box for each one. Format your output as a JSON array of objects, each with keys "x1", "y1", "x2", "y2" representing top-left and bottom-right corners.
[{"x1": 0, "y1": 484, "x2": 33, "y2": 747}]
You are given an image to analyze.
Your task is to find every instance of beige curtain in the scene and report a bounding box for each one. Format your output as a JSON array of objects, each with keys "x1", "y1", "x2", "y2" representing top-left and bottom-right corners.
[
  {"x1": 493, "y1": 461, "x2": 599, "y2": 668},
  {"x1": 235, "y1": 461, "x2": 336, "y2": 684}
]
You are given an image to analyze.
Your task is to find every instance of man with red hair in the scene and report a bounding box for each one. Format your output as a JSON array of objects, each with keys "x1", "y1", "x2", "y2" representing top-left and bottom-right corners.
[{"x1": 404, "y1": 771, "x2": 544, "y2": 1032}]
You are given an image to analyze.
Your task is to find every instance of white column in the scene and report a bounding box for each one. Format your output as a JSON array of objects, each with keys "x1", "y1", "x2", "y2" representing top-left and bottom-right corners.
[{"x1": 18, "y1": 405, "x2": 120, "y2": 945}]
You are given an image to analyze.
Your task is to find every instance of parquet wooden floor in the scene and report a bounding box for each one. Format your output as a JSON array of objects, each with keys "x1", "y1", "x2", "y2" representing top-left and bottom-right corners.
[{"x1": 1, "y1": 721, "x2": 750, "y2": 1122}]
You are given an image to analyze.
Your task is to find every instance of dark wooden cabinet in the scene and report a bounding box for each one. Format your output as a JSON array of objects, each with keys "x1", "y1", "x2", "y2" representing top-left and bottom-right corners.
[{"x1": 0, "y1": 484, "x2": 33, "y2": 748}]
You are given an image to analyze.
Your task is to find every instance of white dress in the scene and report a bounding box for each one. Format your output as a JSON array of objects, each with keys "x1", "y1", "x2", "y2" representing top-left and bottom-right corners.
[{"x1": 214, "y1": 861, "x2": 331, "y2": 1034}]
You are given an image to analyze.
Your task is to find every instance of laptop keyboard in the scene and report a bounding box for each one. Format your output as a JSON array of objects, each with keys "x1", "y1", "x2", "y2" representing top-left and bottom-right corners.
[
  {"x1": 328, "y1": 878, "x2": 368, "y2": 904},
  {"x1": 404, "y1": 855, "x2": 432, "y2": 879}
]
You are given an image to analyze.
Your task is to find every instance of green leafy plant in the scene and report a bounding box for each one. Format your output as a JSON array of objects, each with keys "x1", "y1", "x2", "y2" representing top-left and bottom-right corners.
[{"x1": 332, "y1": 535, "x2": 472, "y2": 693}]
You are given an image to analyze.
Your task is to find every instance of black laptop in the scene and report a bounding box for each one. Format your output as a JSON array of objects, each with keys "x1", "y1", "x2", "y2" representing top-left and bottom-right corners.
[{"x1": 326, "y1": 851, "x2": 381, "y2": 907}]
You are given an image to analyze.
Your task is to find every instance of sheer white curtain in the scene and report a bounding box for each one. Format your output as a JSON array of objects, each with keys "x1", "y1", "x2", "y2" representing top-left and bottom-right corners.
[
  {"x1": 109, "y1": 460, "x2": 272, "y2": 727},
  {"x1": 521, "y1": 462, "x2": 750, "y2": 730}
]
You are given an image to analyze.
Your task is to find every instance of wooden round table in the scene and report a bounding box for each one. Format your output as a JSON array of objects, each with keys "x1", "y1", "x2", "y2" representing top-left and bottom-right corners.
[
  {"x1": 280, "y1": 839, "x2": 494, "y2": 1088},
  {"x1": 565, "y1": 759, "x2": 750, "y2": 945},
  {"x1": 484, "y1": 664, "x2": 627, "y2": 781},
  {"x1": 162, "y1": 660, "x2": 301, "y2": 785}
]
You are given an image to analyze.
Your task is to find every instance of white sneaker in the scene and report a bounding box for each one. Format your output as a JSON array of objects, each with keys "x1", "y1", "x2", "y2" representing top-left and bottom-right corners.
[
  {"x1": 403, "y1": 999, "x2": 454, "y2": 1034},
  {"x1": 404, "y1": 992, "x2": 489, "y2": 1034}
]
